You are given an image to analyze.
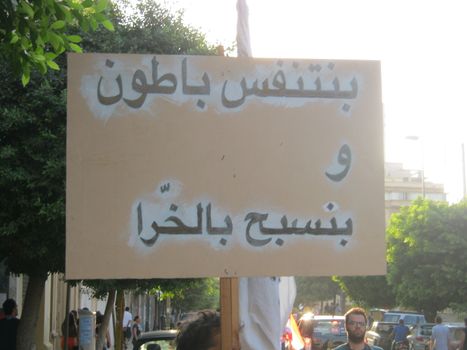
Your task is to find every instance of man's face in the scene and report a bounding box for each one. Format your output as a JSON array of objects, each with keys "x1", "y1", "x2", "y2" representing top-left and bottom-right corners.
[{"x1": 346, "y1": 314, "x2": 366, "y2": 343}]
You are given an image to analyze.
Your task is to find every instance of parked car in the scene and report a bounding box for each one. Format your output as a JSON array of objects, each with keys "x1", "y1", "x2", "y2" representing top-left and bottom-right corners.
[
  {"x1": 446, "y1": 323, "x2": 465, "y2": 350},
  {"x1": 407, "y1": 323, "x2": 434, "y2": 350},
  {"x1": 369, "y1": 309, "x2": 389, "y2": 325},
  {"x1": 298, "y1": 314, "x2": 347, "y2": 350},
  {"x1": 406, "y1": 322, "x2": 464, "y2": 350},
  {"x1": 366, "y1": 321, "x2": 398, "y2": 350},
  {"x1": 132, "y1": 329, "x2": 178, "y2": 350},
  {"x1": 382, "y1": 311, "x2": 426, "y2": 326}
]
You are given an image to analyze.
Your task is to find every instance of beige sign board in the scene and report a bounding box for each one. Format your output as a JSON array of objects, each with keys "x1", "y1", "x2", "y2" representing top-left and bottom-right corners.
[{"x1": 66, "y1": 53, "x2": 385, "y2": 279}]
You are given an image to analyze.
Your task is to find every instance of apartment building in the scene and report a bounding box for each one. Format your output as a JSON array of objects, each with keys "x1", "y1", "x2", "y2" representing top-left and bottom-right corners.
[{"x1": 385, "y1": 162, "x2": 446, "y2": 223}]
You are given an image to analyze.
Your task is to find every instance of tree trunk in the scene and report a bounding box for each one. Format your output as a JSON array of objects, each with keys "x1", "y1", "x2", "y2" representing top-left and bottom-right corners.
[
  {"x1": 424, "y1": 309, "x2": 437, "y2": 323},
  {"x1": 17, "y1": 273, "x2": 47, "y2": 350},
  {"x1": 97, "y1": 289, "x2": 117, "y2": 350},
  {"x1": 115, "y1": 289, "x2": 125, "y2": 350}
]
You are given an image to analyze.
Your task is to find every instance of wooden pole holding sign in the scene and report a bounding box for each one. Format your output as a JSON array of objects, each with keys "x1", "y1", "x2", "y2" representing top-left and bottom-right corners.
[{"x1": 220, "y1": 277, "x2": 240, "y2": 350}]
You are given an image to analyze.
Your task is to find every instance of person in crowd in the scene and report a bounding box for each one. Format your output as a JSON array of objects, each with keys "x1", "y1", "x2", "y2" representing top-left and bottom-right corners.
[
  {"x1": 132, "y1": 315, "x2": 142, "y2": 346},
  {"x1": 430, "y1": 316, "x2": 451, "y2": 350},
  {"x1": 391, "y1": 319, "x2": 410, "y2": 350},
  {"x1": 298, "y1": 313, "x2": 315, "y2": 350},
  {"x1": 176, "y1": 310, "x2": 221, "y2": 350},
  {"x1": 61, "y1": 311, "x2": 79, "y2": 350},
  {"x1": 335, "y1": 307, "x2": 383, "y2": 350},
  {"x1": 0, "y1": 298, "x2": 20, "y2": 350},
  {"x1": 123, "y1": 306, "x2": 133, "y2": 348}
]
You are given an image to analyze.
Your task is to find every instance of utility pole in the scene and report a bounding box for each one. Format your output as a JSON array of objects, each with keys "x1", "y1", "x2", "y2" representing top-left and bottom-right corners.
[{"x1": 462, "y1": 143, "x2": 466, "y2": 198}]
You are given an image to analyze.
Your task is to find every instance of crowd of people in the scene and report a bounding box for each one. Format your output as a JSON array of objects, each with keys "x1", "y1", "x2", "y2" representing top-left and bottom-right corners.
[
  {"x1": 282, "y1": 308, "x2": 467, "y2": 350},
  {"x1": 1, "y1": 299, "x2": 466, "y2": 350}
]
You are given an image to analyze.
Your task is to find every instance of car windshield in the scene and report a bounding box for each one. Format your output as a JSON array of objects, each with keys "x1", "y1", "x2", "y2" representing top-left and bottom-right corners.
[
  {"x1": 314, "y1": 320, "x2": 346, "y2": 335},
  {"x1": 383, "y1": 314, "x2": 400, "y2": 323},
  {"x1": 420, "y1": 325, "x2": 433, "y2": 336}
]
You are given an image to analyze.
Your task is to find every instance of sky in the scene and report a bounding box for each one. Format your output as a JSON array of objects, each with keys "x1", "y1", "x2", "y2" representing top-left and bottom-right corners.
[{"x1": 163, "y1": 0, "x2": 467, "y2": 202}]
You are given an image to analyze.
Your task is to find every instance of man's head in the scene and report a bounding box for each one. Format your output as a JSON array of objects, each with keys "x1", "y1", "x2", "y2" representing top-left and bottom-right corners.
[
  {"x1": 2, "y1": 299, "x2": 17, "y2": 316},
  {"x1": 344, "y1": 307, "x2": 367, "y2": 344},
  {"x1": 176, "y1": 310, "x2": 220, "y2": 350},
  {"x1": 125, "y1": 306, "x2": 130, "y2": 312},
  {"x1": 435, "y1": 316, "x2": 442, "y2": 324},
  {"x1": 399, "y1": 319, "x2": 405, "y2": 325}
]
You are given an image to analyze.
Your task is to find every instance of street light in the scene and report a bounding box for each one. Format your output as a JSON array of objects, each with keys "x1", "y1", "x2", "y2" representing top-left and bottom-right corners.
[{"x1": 406, "y1": 135, "x2": 425, "y2": 198}]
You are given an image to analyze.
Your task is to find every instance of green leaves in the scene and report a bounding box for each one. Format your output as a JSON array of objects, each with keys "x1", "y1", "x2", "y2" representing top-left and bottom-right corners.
[
  {"x1": 2, "y1": 0, "x2": 115, "y2": 85},
  {"x1": 68, "y1": 43, "x2": 82, "y2": 53},
  {"x1": 101, "y1": 19, "x2": 114, "y2": 31},
  {"x1": 295, "y1": 276, "x2": 342, "y2": 309},
  {"x1": 21, "y1": 70, "x2": 30, "y2": 86},
  {"x1": 46, "y1": 60, "x2": 59, "y2": 70},
  {"x1": 20, "y1": 1, "x2": 35, "y2": 18},
  {"x1": 386, "y1": 199, "x2": 467, "y2": 319},
  {"x1": 50, "y1": 20, "x2": 66, "y2": 30},
  {"x1": 0, "y1": 60, "x2": 67, "y2": 275},
  {"x1": 95, "y1": 0, "x2": 108, "y2": 13},
  {"x1": 10, "y1": 32, "x2": 20, "y2": 44},
  {"x1": 66, "y1": 35, "x2": 82, "y2": 43}
]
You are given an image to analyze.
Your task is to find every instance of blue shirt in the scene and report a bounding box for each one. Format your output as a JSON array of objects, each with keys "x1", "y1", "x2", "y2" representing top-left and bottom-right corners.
[{"x1": 394, "y1": 324, "x2": 410, "y2": 342}]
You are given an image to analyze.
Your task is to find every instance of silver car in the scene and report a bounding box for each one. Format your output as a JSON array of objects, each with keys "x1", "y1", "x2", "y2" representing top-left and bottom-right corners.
[
  {"x1": 407, "y1": 323, "x2": 434, "y2": 350},
  {"x1": 132, "y1": 329, "x2": 178, "y2": 350}
]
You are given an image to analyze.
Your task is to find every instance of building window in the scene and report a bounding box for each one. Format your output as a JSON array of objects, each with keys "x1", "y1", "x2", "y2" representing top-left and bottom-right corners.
[
  {"x1": 407, "y1": 192, "x2": 423, "y2": 200},
  {"x1": 426, "y1": 193, "x2": 445, "y2": 201},
  {"x1": 385, "y1": 192, "x2": 405, "y2": 200}
]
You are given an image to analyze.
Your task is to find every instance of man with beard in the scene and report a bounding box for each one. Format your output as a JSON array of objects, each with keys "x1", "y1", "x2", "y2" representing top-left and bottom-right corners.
[{"x1": 335, "y1": 307, "x2": 382, "y2": 350}]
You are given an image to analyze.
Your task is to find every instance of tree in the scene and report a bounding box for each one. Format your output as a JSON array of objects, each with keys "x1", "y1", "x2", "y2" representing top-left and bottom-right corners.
[
  {"x1": 0, "y1": 1, "x2": 218, "y2": 348},
  {"x1": 0, "y1": 62, "x2": 66, "y2": 349},
  {"x1": 170, "y1": 278, "x2": 220, "y2": 313},
  {"x1": 295, "y1": 276, "x2": 341, "y2": 312},
  {"x1": 333, "y1": 275, "x2": 396, "y2": 309},
  {"x1": 80, "y1": 278, "x2": 203, "y2": 350},
  {"x1": 78, "y1": 0, "x2": 215, "y2": 55},
  {"x1": 0, "y1": 0, "x2": 114, "y2": 85},
  {"x1": 386, "y1": 199, "x2": 467, "y2": 321}
]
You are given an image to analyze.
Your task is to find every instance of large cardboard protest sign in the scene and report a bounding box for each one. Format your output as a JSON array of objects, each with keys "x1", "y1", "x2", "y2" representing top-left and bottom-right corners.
[{"x1": 66, "y1": 53, "x2": 385, "y2": 279}]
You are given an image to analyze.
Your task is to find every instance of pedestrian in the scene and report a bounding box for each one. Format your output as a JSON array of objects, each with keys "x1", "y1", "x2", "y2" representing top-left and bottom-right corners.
[
  {"x1": 430, "y1": 316, "x2": 451, "y2": 350},
  {"x1": 335, "y1": 304, "x2": 342, "y2": 315},
  {"x1": 0, "y1": 298, "x2": 20, "y2": 350},
  {"x1": 132, "y1": 315, "x2": 142, "y2": 347},
  {"x1": 334, "y1": 307, "x2": 383, "y2": 350},
  {"x1": 176, "y1": 310, "x2": 221, "y2": 350},
  {"x1": 123, "y1": 306, "x2": 133, "y2": 348},
  {"x1": 458, "y1": 317, "x2": 467, "y2": 350},
  {"x1": 390, "y1": 319, "x2": 410, "y2": 350},
  {"x1": 298, "y1": 313, "x2": 315, "y2": 350},
  {"x1": 61, "y1": 311, "x2": 79, "y2": 350}
]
